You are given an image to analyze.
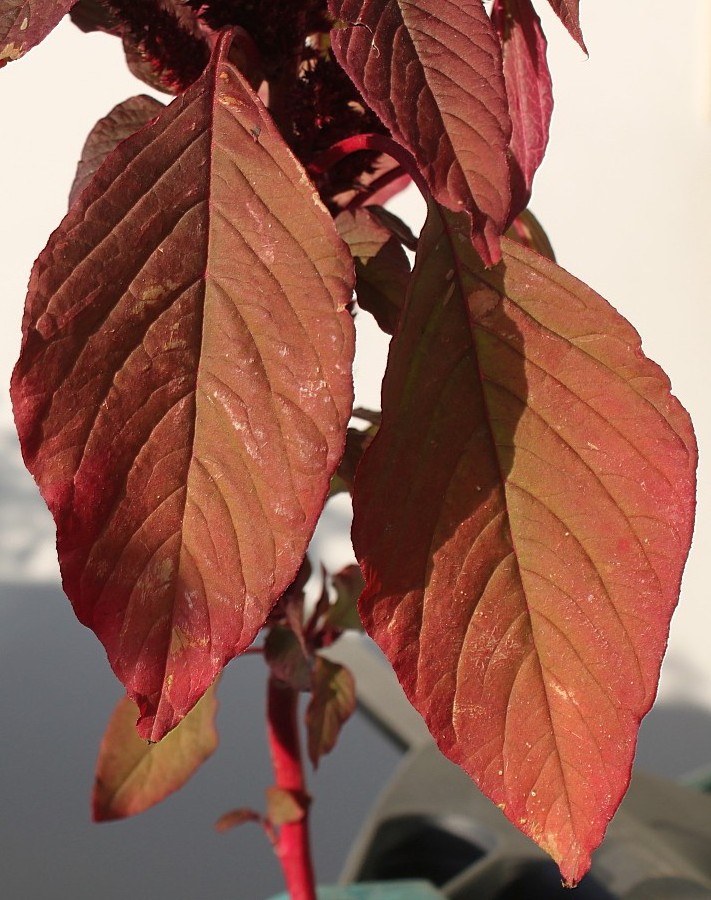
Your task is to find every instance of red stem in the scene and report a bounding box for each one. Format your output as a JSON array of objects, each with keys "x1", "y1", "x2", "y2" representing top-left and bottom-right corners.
[
  {"x1": 267, "y1": 676, "x2": 316, "y2": 900},
  {"x1": 309, "y1": 133, "x2": 430, "y2": 201}
]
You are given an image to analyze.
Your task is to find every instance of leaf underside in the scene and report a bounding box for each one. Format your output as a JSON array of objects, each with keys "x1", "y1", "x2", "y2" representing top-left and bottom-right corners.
[
  {"x1": 12, "y1": 32, "x2": 355, "y2": 741},
  {"x1": 352, "y1": 202, "x2": 696, "y2": 884},
  {"x1": 69, "y1": 95, "x2": 165, "y2": 208},
  {"x1": 93, "y1": 684, "x2": 219, "y2": 821},
  {"x1": 491, "y1": 0, "x2": 553, "y2": 221},
  {"x1": 0, "y1": 0, "x2": 73, "y2": 65},
  {"x1": 329, "y1": 0, "x2": 512, "y2": 266}
]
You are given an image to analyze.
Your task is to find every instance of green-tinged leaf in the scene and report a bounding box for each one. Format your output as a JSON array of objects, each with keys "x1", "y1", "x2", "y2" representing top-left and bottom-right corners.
[
  {"x1": 92, "y1": 684, "x2": 219, "y2": 822},
  {"x1": 352, "y1": 202, "x2": 696, "y2": 884},
  {"x1": 329, "y1": 423, "x2": 378, "y2": 498},
  {"x1": 12, "y1": 31, "x2": 355, "y2": 742},
  {"x1": 69, "y1": 95, "x2": 165, "y2": 208},
  {"x1": 266, "y1": 786, "x2": 308, "y2": 826},
  {"x1": 306, "y1": 657, "x2": 356, "y2": 767},
  {"x1": 265, "y1": 626, "x2": 311, "y2": 692},
  {"x1": 336, "y1": 208, "x2": 410, "y2": 335},
  {"x1": 327, "y1": 564, "x2": 365, "y2": 631},
  {"x1": 1, "y1": 0, "x2": 73, "y2": 66}
]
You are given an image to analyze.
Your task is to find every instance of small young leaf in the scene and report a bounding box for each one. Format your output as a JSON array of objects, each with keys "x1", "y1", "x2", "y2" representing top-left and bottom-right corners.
[
  {"x1": 12, "y1": 31, "x2": 355, "y2": 742},
  {"x1": 491, "y1": 0, "x2": 553, "y2": 220},
  {"x1": 0, "y1": 0, "x2": 74, "y2": 66},
  {"x1": 265, "y1": 786, "x2": 308, "y2": 827},
  {"x1": 69, "y1": 95, "x2": 165, "y2": 207},
  {"x1": 330, "y1": 0, "x2": 512, "y2": 265},
  {"x1": 352, "y1": 202, "x2": 696, "y2": 884},
  {"x1": 336, "y1": 207, "x2": 410, "y2": 335},
  {"x1": 546, "y1": 0, "x2": 587, "y2": 52},
  {"x1": 327, "y1": 564, "x2": 365, "y2": 632},
  {"x1": 306, "y1": 657, "x2": 356, "y2": 768},
  {"x1": 265, "y1": 626, "x2": 312, "y2": 693},
  {"x1": 93, "y1": 684, "x2": 219, "y2": 822},
  {"x1": 214, "y1": 807, "x2": 263, "y2": 833}
]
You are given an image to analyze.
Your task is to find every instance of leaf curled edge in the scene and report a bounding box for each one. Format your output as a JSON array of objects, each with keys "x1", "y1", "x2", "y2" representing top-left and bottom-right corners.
[
  {"x1": 12, "y1": 31, "x2": 355, "y2": 741},
  {"x1": 352, "y1": 203, "x2": 696, "y2": 883}
]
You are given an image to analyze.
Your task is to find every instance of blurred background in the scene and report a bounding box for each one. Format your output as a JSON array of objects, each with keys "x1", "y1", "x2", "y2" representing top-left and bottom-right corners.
[{"x1": 1, "y1": 1, "x2": 710, "y2": 896}]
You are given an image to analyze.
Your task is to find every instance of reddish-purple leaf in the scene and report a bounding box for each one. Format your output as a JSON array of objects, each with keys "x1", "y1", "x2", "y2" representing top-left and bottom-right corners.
[
  {"x1": 546, "y1": 0, "x2": 586, "y2": 52},
  {"x1": 69, "y1": 95, "x2": 165, "y2": 208},
  {"x1": 12, "y1": 32, "x2": 355, "y2": 742},
  {"x1": 336, "y1": 207, "x2": 410, "y2": 335},
  {"x1": 93, "y1": 684, "x2": 219, "y2": 822},
  {"x1": 306, "y1": 657, "x2": 356, "y2": 767},
  {"x1": 0, "y1": 0, "x2": 73, "y2": 65},
  {"x1": 491, "y1": 0, "x2": 553, "y2": 220},
  {"x1": 329, "y1": 0, "x2": 512, "y2": 266},
  {"x1": 352, "y1": 202, "x2": 696, "y2": 884}
]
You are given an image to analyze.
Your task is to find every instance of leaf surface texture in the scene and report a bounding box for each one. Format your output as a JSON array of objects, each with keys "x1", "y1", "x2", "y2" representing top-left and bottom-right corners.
[
  {"x1": 12, "y1": 32, "x2": 355, "y2": 741},
  {"x1": 352, "y1": 203, "x2": 696, "y2": 883}
]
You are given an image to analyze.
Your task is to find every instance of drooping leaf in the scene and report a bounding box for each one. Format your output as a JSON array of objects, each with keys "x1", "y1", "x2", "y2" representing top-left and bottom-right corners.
[
  {"x1": 329, "y1": 0, "x2": 512, "y2": 266},
  {"x1": 336, "y1": 207, "x2": 410, "y2": 335},
  {"x1": 306, "y1": 656, "x2": 356, "y2": 767},
  {"x1": 93, "y1": 684, "x2": 219, "y2": 822},
  {"x1": 352, "y1": 201, "x2": 696, "y2": 884},
  {"x1": 69, "y1": 95, "x2": 165, "y2": 208},
  {"x1": 12, "y1": 31, "x2": 355, "y2": 742},
  {"x1": 546, "y1": 0, "x2": 586, "y2": 52},
  {"x1": 0, "y1": 0, "x2": 73, "y2": 66},
  {"x1": 491, "y1": 0, "x2": 553, "y2": 220}
]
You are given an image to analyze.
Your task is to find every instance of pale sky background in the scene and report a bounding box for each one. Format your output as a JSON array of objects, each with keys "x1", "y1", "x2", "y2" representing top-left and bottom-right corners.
[{"x1": 1, "y1": 2, "x2": 711, "y2": 896}]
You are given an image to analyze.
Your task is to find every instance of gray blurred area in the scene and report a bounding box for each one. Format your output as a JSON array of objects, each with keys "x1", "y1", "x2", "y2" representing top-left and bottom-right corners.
[{"x1": 1, "y1": 426, "x2": 711, "y2": 899}]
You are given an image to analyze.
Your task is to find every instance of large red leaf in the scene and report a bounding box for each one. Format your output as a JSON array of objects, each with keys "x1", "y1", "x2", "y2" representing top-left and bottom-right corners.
[
  {"x1": 491, "y1": 0, "x2": 553, "y2": 220},
  {"x1": 0, "y1": 0, "x2": 73, "y2": 65},
  {"x1": 12, "y1": 31, "x2": 355, "y2": 742},
  {"x1": 93, "y1": 684, "x2": 219, "y2": 821},
  {"x1": 329, "y1": 0, "x2": 511, "y2": 266},
  {"x1": 546, "y1": 0, "x2": 586, "y2": 52},
  {"x1": 352, "y1": 202, "x2": 696, "y2": 883}
]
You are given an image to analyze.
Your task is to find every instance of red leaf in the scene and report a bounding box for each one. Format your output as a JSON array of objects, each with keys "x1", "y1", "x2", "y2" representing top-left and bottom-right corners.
[
  {"x1": 336, "y1": 207, "x2": 411, "y2": 335},
  {"x1": 0, "y1": 0, "x2": 73, "y2": 65},
  {"x1": 214, "y1": 807, "x2": 263, "y2": 833},
  {"x1": 12, "y1": 31, "x2": 355, "y2": 742},
  {"x1": 329, "y1": 0, "x2": 512, "y2": 266},
  {"x1": 352, "y1": 202, "x2": 696, "y2": 884},
  {"x1": 69, "y1": 95, "x2": 165, "y2": 208},
  {"x1": 546, "y1": 0, "x2": 586, "y2": 53},
  {"x1": 491, "y1": 0, "x2": 553, "y2": 220},
  {"x1": 305, "y1": 657, "x2": 356, "y2": 767},
  {"x1": 93, "y1": 684, "x2": 219, "y2": 822}
]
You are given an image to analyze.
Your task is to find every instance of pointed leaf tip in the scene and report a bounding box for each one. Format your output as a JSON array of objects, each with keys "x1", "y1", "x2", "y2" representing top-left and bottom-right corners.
[
  {"x1": 12, "y1": 30, "x2": 355, "y2": 742},
  {"x1": 353, "y1": 203, "x2": 696, "y2": 882}
]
